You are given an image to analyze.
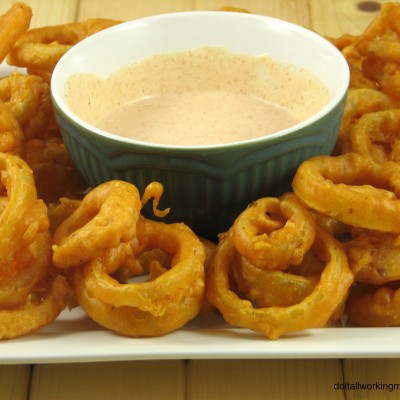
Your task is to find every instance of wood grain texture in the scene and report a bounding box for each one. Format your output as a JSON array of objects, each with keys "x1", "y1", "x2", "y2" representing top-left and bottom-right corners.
[
  {"x1": 0, "y1": 0, "x2": 386, "y2": 35},
  {"x1": 186, "y1": 359, "x2": 345, "y2": 400},
  {"x1": 309, "y1": 0, "x2": 393, "y2": 37},
  {"x1": 0, "y1": 365, "x2": 31, "y2": 400},
  {"x1": 76, "y1": 0, "x2": 310, "y2": 25},
  {"x1": 0, "y1": 0, "x2": 78, "y2": 27},
  {"x1": 29, "y1": 361, "x2": 185, "y2": 400},
  {"x1": 343, "y1": 359, "x2": 400, "y2": 400}
]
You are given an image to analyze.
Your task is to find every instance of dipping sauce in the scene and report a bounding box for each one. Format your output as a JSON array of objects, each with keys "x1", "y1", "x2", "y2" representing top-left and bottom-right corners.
[{"x1": 65, "y1": 47, "x2": 331, "y2": 146}]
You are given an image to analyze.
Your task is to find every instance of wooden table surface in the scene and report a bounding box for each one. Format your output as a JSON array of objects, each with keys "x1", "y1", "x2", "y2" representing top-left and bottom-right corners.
[{"x1": 1, "y1": 0, "x2": 400, "y2": 399}]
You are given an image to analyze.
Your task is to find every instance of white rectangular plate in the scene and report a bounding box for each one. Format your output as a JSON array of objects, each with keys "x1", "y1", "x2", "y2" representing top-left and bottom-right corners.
[
  {"x1": 0, "y1": 63, "x2": 398, "y2": 365},
  {"x1": 0, "y1": 307, "x2": 399, "y2": 364}
]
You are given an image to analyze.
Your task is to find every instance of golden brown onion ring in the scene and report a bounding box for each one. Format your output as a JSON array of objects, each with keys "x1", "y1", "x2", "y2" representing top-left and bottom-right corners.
[
  {"x1": 48, "y1": 197, "x2": 82, "y2": 235},
  {"x1": 0, "y1": 2, "x2": 32, "y2": 64},
  {"x1": 356, "y1": 3, "x2": 400, "y2": 42},
  {"x1": 232, "y1": 193, "x2": 316, "y2": 270},
  {"x1": 72, "y1": 218, "x2": 206, "y2": 337},
  {"x1": 206, "y1": 227, "x2": 353, "y2": 339},
  {"x1": 0, "y1": 99, "x2": 25, "y2": 156},
  {"x1": 73, "y1": 267, "x2": 204, "y2": 337},
  {"x1": 346, "y1": 230, "x2": 400, "y2": 285},
  {"x1": 52, "y1": 180, "x2": 143, "y2": 268},
  {"x1": 334, "y1": 88, "x2": 397, "y2": 155},
  {"x1": 292, "y1": 152, "x2": 400, "y2": 233},
  {"x1": 25, "y1": 137, "x2": 87, "y2": 203},
  {"x1": 7, "y1": 18, "x2": 121, "y2": 71},
  {"x1": 0, "y1": 231, "x2": 51, "y2": 309},
  {"x1": 231, "y1": 254, "x2": 319, "y2": 307},
  {"x1": 0, "y1": 153, "x2": 50, "y2": 307},
  {"x1": 0, "y1": 71, "x2": 52, "y2": 141},
  {"x1": 0, "y1": 274, "x2": 70, "y2": 340},
  {"x1": 346, "y1": 284, "x2": 400, "y2": 327},
  {"x1": 83, "y1": 217, "x2": 206, "y2": 316},
  {"x1": 350, "y1": 109, "x2": 400, "y2": 162}
]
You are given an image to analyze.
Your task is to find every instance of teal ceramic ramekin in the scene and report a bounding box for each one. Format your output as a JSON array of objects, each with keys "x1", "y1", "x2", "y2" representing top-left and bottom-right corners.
[{"x1": 51, "y1": 11, "x2": 349, "y2": 239}]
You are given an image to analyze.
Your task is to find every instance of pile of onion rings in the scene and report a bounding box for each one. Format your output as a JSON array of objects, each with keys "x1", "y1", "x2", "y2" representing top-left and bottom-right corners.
[
  {"x1": 302, "y1": 2, "x2": 400, "y2": 328},
  {"x1": 3, "y1": 1, "x2": 400, "y2": 340},
  {"x1": 0, "y1": 2, "x2": 122, "y2": 339},
  {"x1": 206, "y1": 194, "x2": 353, "y2": 339},
  {"x1": 50, "y1": 180, "x2": 209, "y2": 337},
  {"x1": 0, "y1": 152, "x2": 70, "y2": 339},
  {"x1": 0, "y1": 5, "x2": 88, "y2": 203}
]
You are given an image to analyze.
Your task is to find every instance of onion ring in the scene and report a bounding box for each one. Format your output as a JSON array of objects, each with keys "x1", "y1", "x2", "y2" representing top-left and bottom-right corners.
[
  {"x1": 52, "y1": 180, "x2": 142, "y2": 268},
  {"x1": 206, "y1": 227, "x2": 353, "y2": 339},
  {"x1": 292, "y1": 152, "x2": 400, "y2": 233},
  {"x1": 231, "y1": 254, "x2": 319, "y2": 307},
  {"x1": 353, "y1": 4, "x2": 400, "y2": 100},
  {"x1": 346, "y1": 284, "x2": 400, "y2": 327},
  {"x1": 334, "y1": 88, "x2": 397, "y2": 155},
  {"x1": 7, "y1": 18, "x2": 121, "y2": 71},
  {"x1": 48, "y1": 197, "x2": 82, "y2": 234},
  {"x1": 72, "y1": 217, "x2": 206, "y2": 337},
  {"x1": 83, "y1": 217, "x2": 206, "y2": 316},
  {"x1": 350, "y1": 108, "x2": 400, "y2": 162},
  {"x1": 0, "y1": 98, "x2": 25, "y2": 156},
  {"x1": 0, "y1": 2, "x2": 32, "y2": 64},
  {"x1": 0, "y1": 274, "x2": 70, "y2": 340},
  {"x1": 0, "y1": 71, "x2": 53, "y2": 141},
  {"x1": 52, "y1": 180, "x2": 168, "y2": 268},
  {"x1": 0, "y1": 153, "x2": 50, "y2": 307},
  {"x1": 0, "y1": 231, "x2": 51, "y2": 309},
  {"x1": 25, "y1": 137, "x2": 87, "y2": 203},
  {"x1": 232, "y1": 192, "x2": 316, "y2": 270},
  {"x1": 346, "y1": 230, "x2": 400, "y2": 285}
]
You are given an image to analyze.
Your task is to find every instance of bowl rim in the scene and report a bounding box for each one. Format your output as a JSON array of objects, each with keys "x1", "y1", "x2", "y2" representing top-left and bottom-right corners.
[{"x1": 51, "y1": 10, "x2": 350, "y2": 151}]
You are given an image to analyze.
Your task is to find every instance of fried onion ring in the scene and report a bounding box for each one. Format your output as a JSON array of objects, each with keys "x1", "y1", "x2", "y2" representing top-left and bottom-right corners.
[
  {"x1": 72, "y1": 217, "x2": 206, "y2": 337},
  {"x1": 206, "y1": 227, "x2": 353, "y2": 339},
  {"x1": 52, "y1": 180, "x2": 168, "y2": 268},
  {"x1": 346, "y1": 230, "x2": 400, "y2": 285},
  {"x1": 352, "y1": 3, "x2": 400, "y2": 100},
  {"x1": 52, "y1": 180, "x2": 142, "y2": 268},
  {"x1": 0, "y1": 231, "x2": 51, "y2": 309},
  {"x1": 346, "y1": 284, "x2": 400, "y2": 327},
  {"x1": 7, "y1": 18, "x2": 121, "y2": 71},
  {"x1": 350, "y1": 108, "x2": 400, "y2": 163},
  {"x1": 231, "y1": 254, "x2": 319, "y2": 308},
  {"x1": 292, "y1": 152, "x2": 400, "y2": 233},
  {"x1": 232, "y1": 193, "x2": 316, "y2": 270},
  {"x1": 25, "y1": 137, "x2": 87, "y2": 203},
  {"x1": 0, "y1": 98, "x2": 25, "y2": 156},
  {"x1": 83, "y1": 217, "x2": 206, "y2": 316},
  {"x1": 0, "y1": 274, "x2": 70, "y2": 340},
  {"x1": 48, "y1": 197, "x2": 82, "y2": 234},
  {"x1": 0, "y1": 2, "x2": 32, "y2": 64},
  {"x1": 0, "y1": 71, "x2": 53, "y2": 141},
  {"x1": 334, "y1": 88, "x2": 397, "y2": 155},
  {"x1": 0, "y1": 153, "x2": 50, "y2": 308}
]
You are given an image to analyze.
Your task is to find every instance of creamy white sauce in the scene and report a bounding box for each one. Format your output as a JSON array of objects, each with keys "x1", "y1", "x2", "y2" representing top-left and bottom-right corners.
[
  {"x1": 65, "y1": 47, "x2": 331, "y2": 146},
  {"x1": 97, "y1": 91, "x2": 300, "y2": 145}
]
